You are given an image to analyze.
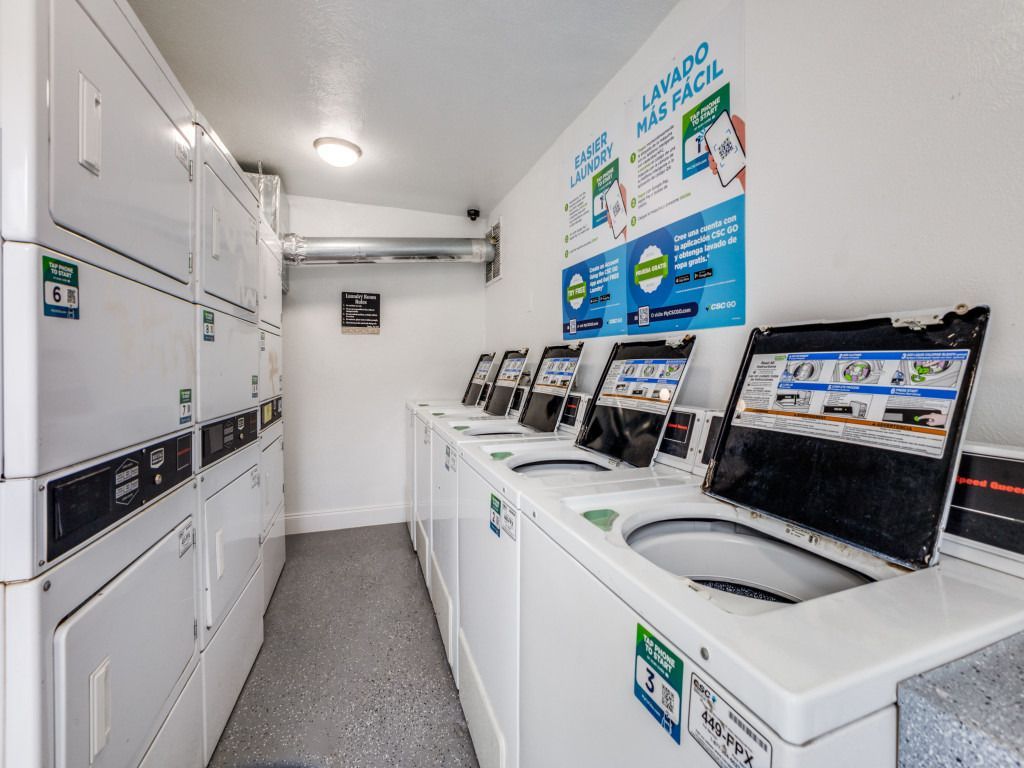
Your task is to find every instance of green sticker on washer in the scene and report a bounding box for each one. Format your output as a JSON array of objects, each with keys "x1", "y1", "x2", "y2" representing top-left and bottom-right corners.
[
  {"x1": 179, "y1": 389, "x2": 193, "y2": 424},
  {"x1": 454, "y1": 425, "x2": 470, "y2": 431},
  {"x1": 634, "y1": 623, "x2": 684, "y2": 743},
  {"x1": 490, "y1": 451, "x2": 512, "y2": 460},
  {"x1": 42, "y1": 256, "x2": 80, "y2": 319},
  {"x1": 582, "y1": 508, "x2": 619, "y2": 532}
]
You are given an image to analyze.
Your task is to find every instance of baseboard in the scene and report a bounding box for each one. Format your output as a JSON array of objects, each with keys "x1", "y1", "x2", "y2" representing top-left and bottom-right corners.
[{"x1": 285, "y1": 503, "x2": 407, "y2": 534}]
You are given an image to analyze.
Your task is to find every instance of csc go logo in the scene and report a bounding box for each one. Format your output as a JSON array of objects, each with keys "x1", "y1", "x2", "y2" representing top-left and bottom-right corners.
[{"x1": 705, "y1": 300, "x2": 737, "y2": 312}]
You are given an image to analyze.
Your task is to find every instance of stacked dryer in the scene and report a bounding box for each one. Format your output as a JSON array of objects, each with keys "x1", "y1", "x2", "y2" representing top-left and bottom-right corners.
[
  {"x1": 0, "y1": 0, "x2": 203, "y2": 766},
  {"x1": 256, "y1": 219, "x2": 287, "y2": 611},
  {"x1": 191, "y1": 118, "x2": 265, "y2": 763}
]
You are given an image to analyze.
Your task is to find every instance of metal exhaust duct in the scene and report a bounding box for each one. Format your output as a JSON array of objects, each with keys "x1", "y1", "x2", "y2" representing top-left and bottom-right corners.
[{"x1": 282, "y1": 235, "x2": 496, "y2": 265}]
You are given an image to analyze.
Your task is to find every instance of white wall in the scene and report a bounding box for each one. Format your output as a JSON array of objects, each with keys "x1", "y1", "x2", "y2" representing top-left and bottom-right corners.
[
  {"x1": 283, "y1": 195, "x2": 486, "y2": 532},
  {"x1": 486, "y1": 0, "x2": 1024, "y2": 446}
]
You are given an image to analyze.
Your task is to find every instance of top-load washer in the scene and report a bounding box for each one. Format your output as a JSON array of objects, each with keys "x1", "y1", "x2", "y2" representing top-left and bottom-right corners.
[
  {"x1": 516, "y1": 305, "x2": 1024, "y2": 768},
  {"x1": 456, "y1": 336, "x2": 699, "y2": 768},
  {"x1": 1, "y1": 0, "x2": 195, "y2": 302},
  {"x1": 427, "y1": 344, "x2": 586, "y2": 683}
]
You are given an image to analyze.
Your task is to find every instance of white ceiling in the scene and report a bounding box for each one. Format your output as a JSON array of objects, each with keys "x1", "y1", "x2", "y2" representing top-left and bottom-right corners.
[{"x1": 128, "y1": 0, "x2": 678, "y2": 216}]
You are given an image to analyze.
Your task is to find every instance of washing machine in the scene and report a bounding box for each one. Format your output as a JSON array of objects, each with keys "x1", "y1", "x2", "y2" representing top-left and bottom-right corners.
[
  {"x1": 195, "y1": 410, "x2": 264, "y2": 761},
  {"x1": 2, "y1": 431, "x2": 199, "y2": 768},
  {"x1": 427, "y1": 344, "x2": 587, "y2": 683},
  {"x1": 456, "y1": 336, "x2": 697, "y2": 768},
  {"x1": 516, "y1": 305, "x2": 1021, "y2": 768},
  {"x1": 411, "y1": 349, "x2": 528, "y2": 566},
  {"x1": 0, "y1": 0, "x2": 195, "y2": 303},
  {"x1": 406, "y1": 352, "x2": 497, "y2": 546}
]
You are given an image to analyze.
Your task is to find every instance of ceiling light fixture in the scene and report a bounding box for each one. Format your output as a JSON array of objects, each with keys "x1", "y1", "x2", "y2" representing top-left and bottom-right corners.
[{"x1": 314, "y1": 137, "x2": 362, "y2": 167}]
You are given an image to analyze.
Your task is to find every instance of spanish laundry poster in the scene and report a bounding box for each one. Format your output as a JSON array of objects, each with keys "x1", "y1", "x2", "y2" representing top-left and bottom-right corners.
[{"x1": 562, "y1": 1, "x2": 746, "y2": 339}]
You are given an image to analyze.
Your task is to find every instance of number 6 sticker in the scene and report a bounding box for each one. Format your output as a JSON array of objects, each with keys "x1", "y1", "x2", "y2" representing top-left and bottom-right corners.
[{"x1": 42, "y1": 255, "x2": 80, "y2": 320}]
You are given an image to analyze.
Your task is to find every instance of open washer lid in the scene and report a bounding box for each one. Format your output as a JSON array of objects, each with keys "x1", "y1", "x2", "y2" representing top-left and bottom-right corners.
[
  {"x1": 704, "y1": 305, "x2": 990, "y2": 571},
  {"x1": 517, "y1": 343, "x2": 585, "y2": 432},
  {"x1": 575, "y1": 337, "x2": 696, "y2": 468},
  {"x1": 482, "y1": 348, "x2": 529, "y2": 416},
  {"x1": 462, "y1": 352, "x2": 495, "y2": 406}
]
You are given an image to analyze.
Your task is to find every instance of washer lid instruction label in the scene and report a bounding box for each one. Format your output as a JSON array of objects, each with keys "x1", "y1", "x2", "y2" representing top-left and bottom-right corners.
[
  {"x1": 533, "y1": 356, "x2": 580, "y2": 396},
  {"x1": 689, "y1": 673, "x2": 772, "y2": 768},
  {"x1": 734, "y1": 350, "x2": 970, "y2": 458},
  {"x1": 42, "y1": 256, "x2": 80, "y2": 319},
  {"x1": 598, "y1": 358, "x2": 687, "y2": 415},
  {"x1": 202, "y1": 310, "x2": 215, "y2": 341},
  {"x1": 634, "y1": 623, "x2": 683, "y2": 743}
]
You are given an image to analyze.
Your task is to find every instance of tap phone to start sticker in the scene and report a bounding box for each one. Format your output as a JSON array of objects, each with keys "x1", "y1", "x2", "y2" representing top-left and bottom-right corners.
[
  {"x1": 705, "y1": 110, "x2": 746, "y2": 188},
  {"x1": 604, "y1": 181, "x2": 628, "y2": 239}
]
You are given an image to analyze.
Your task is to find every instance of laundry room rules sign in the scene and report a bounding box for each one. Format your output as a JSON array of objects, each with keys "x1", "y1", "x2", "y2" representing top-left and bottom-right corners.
[
  {"x1": 341, "y1": 292, "x2": 381, "y2": 335},
  {"x1": 561, "y1": 0, "x2": 746, "y2": 339}
]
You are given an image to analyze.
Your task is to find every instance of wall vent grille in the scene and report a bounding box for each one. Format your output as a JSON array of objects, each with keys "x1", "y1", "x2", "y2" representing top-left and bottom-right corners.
[{"x1": 485, "y1": 222, "x2": 501, "y2": 284}]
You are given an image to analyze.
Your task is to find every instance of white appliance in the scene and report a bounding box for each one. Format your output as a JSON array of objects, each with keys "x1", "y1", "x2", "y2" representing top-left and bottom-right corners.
[
  {"x1": 2, "y1": 451, "x2": 198, "y2": 768},
  {"x1": 405, "y1": 352, "x2": 498, "y2": 547},
  {"x1": 2, "y1": 241, "x2": 196, "y2": 483},
  {"x1": 193, "y1": 118, "x2": 259, "y2": 321},
  {"x1": 196, "y1": 305, "x2": 260, "y2": 426},
  {"x1": 258, "y1": 221, "x2": 283, "y2": 333},
  {"x1": 456, "y1": 337, "x2": 698, "y2": 768},
  {"x1": 260, "y1": 328, "x2": 284, "y2": 404},
  {"x1": 427, "y1": 344, "x2": 587, "y2": 684},
  {"x1": 260, "y1": 418, "x2": 286, "y2": 612},
  {"x1": 516, "y1": 306, "x2": 1024, "y2": 768},
  {"x1": 1, "y1": 0, "x2": 195, "y2": 303},
  {"x1": 195, "y1": 410, "x2": 264, "y2": 759}
]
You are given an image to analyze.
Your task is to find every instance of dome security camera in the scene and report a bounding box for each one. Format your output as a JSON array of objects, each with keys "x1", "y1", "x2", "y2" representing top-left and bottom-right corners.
[{"x1": 467, "y1": 208, "x2": 480, "y2": 221}]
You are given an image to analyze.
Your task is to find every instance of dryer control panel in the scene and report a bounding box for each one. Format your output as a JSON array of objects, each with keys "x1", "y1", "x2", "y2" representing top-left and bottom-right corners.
[
  {"x1": 260, "y1": 397, "x2": 283, "y2": 430},
  {"x1": 202, "y1": 409, "x2": 259, "y2": 467},
  {"x1": 47, "y1": 433, "x2": 194, "y2": 561}
]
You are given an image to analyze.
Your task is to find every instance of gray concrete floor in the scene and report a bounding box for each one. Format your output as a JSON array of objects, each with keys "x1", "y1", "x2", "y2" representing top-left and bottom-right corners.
[{"x1": 209, "y1": 524, "x2": 479, "y2": 768}]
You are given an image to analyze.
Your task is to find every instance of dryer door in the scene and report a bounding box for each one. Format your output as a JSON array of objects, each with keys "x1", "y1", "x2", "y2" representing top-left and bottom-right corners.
[
  {"x1": 259, "y1": 330, "x2": 283, "y2": 403},
  {"x1": 201, "y1": 462, "x2": 261, "y2": 636},
  {"x1": 199, "y1": 133, "x2": 259, "y2": 314},
  {"x1": 258, "y1": 236, "x2": 283, "y2": 329},
  {"x1": 261, "y1": 435, "x2": 284, "y2": 533},
  {"x1": 53, "y1": 518, "x2": 196, "y2": 768},
  {"x1": 50, "y1": 0, "x2": 193, "y2": 284},
  {"x1": 196, "y1": 307, "x2": 260, "y2": 424}
]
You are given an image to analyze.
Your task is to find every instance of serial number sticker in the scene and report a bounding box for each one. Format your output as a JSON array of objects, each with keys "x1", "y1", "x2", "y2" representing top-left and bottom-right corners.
[{"x1": 688, "y1": 673, "x2": 772, "y2": 768}]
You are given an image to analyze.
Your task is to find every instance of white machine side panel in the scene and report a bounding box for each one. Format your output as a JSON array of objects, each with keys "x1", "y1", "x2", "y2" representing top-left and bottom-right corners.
[
  {"x1": 258, "y1": 236, "x2": 282, "y2": 329},
  {"x1": 196, "y1": 307, "x2": 259, "y2": 424},
  {"x1": 519, "y1": 517, "x2": 896, "y2": 768},
  {"x1": 4, "y1": 244, "x2": 195, "y2": 478},
  {"x1": 200, "y1": 456, "x2": 261, "y2": 641},
  {"x1": 53, "y1": 520, "x2": 196, "y2": 768},
  {"x1": 260, "y1": 433, "x2": 284, "y2": 532},
  {"x1": 431, "y1": 437, "x2": 459, "y2": 673},
  {"x1": 50, "y1": 0, "x2": 192, "y2": 284},
  {"x1": 407, "y1": 409, "x2": 417, "y2": 547},
  {"x1": 262, "y1": 508, "x2": 286, "y2": 613},
  {"x1": 201, "y1": 566, "x2": 264, "y2": 764},
  {"x1": 137, "y1": 663, "x2": 203, "y2": 768},
  {"x1": 457, "y1": 461, "x2": 519, "y2": 768},
  {"x1": 259, "y1": 329, "x2": 283, "y2": 402},
  {"x1": 415, "y1": 417, "x2": 433, "y2": 586},
  {"x1": 199, "y1": 139, "x2": 258, "y2": 313}
]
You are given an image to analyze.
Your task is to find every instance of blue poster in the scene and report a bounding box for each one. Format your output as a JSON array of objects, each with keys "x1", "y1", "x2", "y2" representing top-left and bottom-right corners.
[
  {"x1": 561, "y1": 249, "x2": 629, "y2": 339},
  {"x1": 625, "y1": 195, "x2": 745, "y2": 334}
]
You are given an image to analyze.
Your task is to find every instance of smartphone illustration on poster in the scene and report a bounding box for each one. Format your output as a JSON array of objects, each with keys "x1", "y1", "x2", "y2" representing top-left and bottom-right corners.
[
  {"x1": 705, "y1": 110, "x2": 746, "y2": 188},
  {"x1": 603, "y1": 181, "x2": 628, "y2": 239}
]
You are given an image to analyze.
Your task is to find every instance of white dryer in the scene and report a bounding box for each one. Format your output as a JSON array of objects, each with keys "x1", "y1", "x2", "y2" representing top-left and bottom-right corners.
[
  {"x1": 260, "y1": 418, "x2": 287, "y2": 613},
  {"x1": 2, "y1": 433, "x2": 199, "y2": 768},
  {"x1": 517, "y1": 305, "x2": 1023, "y2": 768},
  {"x1": 195, "y1": 410, "x2": 264, "y2": 761},
  {"x1": 456, "y1": 337, "x2": 698, "y2": 768},
  {"x1": 257, "y1": 221, "x2": 284, "y2": 334},
  {"x1": 0, "y1": 0, "x2": 195, "y2": 302}
]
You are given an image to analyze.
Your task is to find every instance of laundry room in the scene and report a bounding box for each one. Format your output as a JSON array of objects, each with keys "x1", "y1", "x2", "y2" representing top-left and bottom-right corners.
[{"x1": 1, "y1": 1, "x2": 1022, "y2": 767}]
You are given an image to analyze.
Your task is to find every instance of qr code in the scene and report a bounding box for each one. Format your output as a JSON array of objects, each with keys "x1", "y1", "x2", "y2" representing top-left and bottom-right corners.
[
  {"x1": 661, "y1": 684, "x2": 677, "y2": 717},
  {"x1": 639, "y1": 306, "x2": 650, "y2": 327},
  {"x1": 66, "y1": 288, "x2": 78, "y2": 307},
  {"x1": 717, "y1": 136, "x2": 735, "y2": 160},
  {"x1": 569, "y1": 319, "x2": 577, "y2": 334}
]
